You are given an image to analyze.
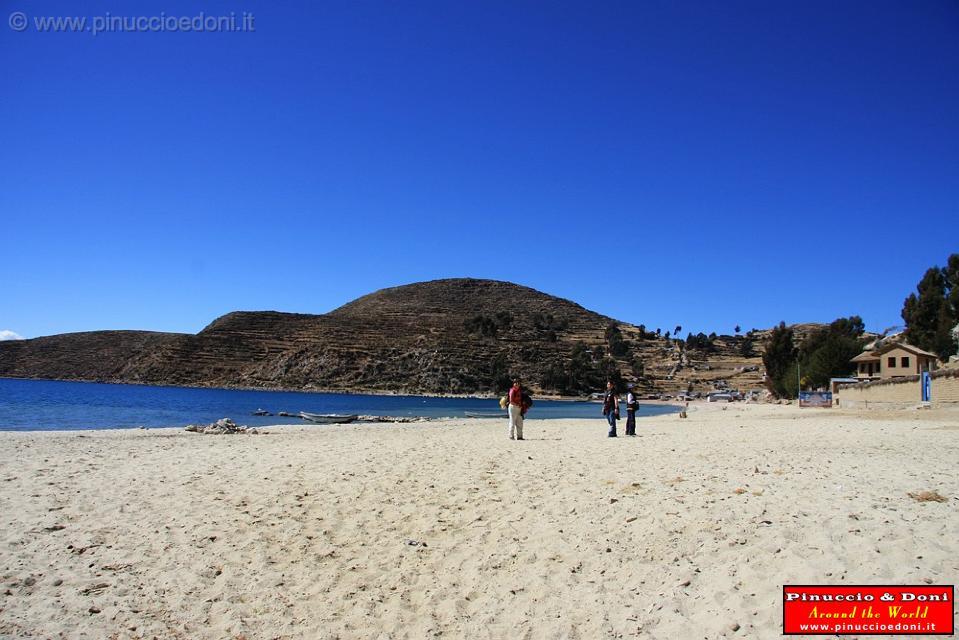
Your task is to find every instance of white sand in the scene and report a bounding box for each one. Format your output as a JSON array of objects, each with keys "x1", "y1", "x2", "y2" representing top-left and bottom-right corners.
[{"x1": 1, "y1": 404, "x2": 957, "y2": 639}]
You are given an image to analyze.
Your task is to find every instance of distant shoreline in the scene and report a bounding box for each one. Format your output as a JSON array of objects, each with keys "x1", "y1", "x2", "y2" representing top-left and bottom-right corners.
[{"x1": 0, "y1": 375, "x2": 667, "y2": 404}]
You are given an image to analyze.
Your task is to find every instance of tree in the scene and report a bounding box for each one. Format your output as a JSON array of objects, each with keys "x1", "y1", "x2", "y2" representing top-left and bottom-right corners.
[
  {"x1": 772, "y1": 316, "x2": 866, "y2": 394},
  {"x1": 605, "y1": 323, "x2": 629, "y2": 357},
  {"x1": 674, "y1": 325, "x2": 682, "y2": 336},
  {"x1": 734, "y1": 325, "x2": 741, "y2": 334},
  {"x1": 801, "y1": 332, "x2": 862, "y2": 388},
  {"x1": 541, "y1": 362, "x2": 568, "y2": 393},
  {"x1": 828, "y1": 316, "x2": 865, "y2": 339},
  {"x1": 565, "y1": 342, "x2": 605, "y2": 393},
  {"x1": 566, "y1": 343, "x2": 593, "y2": 393},
  {"x1": 797, "y1": 317, "x2": 865, "y2": 389},
  {"x1": 609, "y1": 337, "x2": 628, "y2": 357},
  {"x1": 762, "y1": 322, "x2": 797, "y2": 398},
  {"x1": 686, "y1": 332, "x2": 716, "y2": 353},
  {"x1": 664, "y1": 331, "x2": 670, "y2": 340},
  {"x1": 655, "y1": 328, "x2": 661, "y2": 336},
  {"x1": 464, "y1": 314, "x2": 498, "y2": 337},
  {"x1": 902, "y1": 255, "x2": 959, "y2": 359},
  {"x1": 740, "y1": 336, "x2": 755, "y2": 357},
  {"x1": 599, "y1": 357, "x2": 625, "y2": 392}
]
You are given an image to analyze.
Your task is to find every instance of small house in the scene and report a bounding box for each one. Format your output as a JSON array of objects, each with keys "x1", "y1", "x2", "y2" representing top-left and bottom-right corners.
[{"x1": 850, "y1": 342, "x2": 939, "y2": 381}]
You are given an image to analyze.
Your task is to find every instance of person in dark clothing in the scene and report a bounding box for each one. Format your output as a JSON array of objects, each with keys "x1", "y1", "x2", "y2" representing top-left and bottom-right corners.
[
  {"x1": 602, "y1": 381, "x2": 619, "y2": 437},
  {"x1": 625, "y1": 384, "x2": 638, "y2": 436}
]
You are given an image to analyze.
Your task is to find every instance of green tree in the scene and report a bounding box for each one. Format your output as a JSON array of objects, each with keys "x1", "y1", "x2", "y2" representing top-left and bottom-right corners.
[
  {"x1": 599, "y1": 357, "x2": 625, "y2": 392},
  {"x1": 541, "y1": 362, "x2": 568, "y2": 393},
  {"x1": 763, "y1": 322, "x2": 797, "y2": 398},
  {"x1": 685, "y1": 332, "x2": 716, "y2": 353},
  {"x1": 780, "y1": 316, "x2": 866, "y2": 393},
  {"x1": 902, "y1": 255, "x2": 959, "y2": 359},
  {"x1": 566, "y1": 343, "x2": 604, "y2": 393},
  {"x1": 605, "y1": 323, "x2": 629, "y2": 357},
  {"x1": 801, "y1": 332, "x2": 862, "y2": 389}
]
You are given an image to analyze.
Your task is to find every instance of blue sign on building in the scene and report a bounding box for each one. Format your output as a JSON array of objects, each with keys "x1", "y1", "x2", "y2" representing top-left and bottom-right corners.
[{"x1": 921, "y1": 371, "x2": 932, "y2": 402}]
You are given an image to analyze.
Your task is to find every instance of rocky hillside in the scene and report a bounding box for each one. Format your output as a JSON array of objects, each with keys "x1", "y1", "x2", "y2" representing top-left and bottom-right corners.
[{"x1": 0, "y1": 278, "x2": 774, "y2": 396}]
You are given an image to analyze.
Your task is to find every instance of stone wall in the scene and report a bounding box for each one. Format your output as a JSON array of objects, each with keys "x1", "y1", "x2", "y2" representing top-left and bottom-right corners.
[{"x1": 837, "y1": 368, "x2": 959, "y2": 409}]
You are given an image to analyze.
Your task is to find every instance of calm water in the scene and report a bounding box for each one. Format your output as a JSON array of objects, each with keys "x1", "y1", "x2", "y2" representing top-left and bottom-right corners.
[{"x1": 0, "y1": 378, "x2": 678, "y2": 431}]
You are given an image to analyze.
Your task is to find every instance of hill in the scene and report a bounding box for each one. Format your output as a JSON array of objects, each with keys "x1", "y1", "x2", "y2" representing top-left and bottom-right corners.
[{"x1": 0, "y1": 278, "x2": 777, "y2": 396}]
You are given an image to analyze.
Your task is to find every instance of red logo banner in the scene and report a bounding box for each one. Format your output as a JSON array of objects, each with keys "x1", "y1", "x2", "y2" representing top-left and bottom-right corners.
[{"x1": 783, "y1": 585, "x2": 954, "y2": 635}]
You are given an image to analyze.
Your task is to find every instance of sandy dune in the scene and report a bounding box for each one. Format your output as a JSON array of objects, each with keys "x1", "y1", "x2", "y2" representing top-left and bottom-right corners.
[{"x1": 1, "y1": 404, "x2": 957, "y2": 639}]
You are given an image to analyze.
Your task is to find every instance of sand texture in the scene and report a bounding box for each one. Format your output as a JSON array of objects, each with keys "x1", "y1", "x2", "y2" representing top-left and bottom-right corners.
[{"x1": 1, "y1": 404, "x2": 957, "y2": 639}]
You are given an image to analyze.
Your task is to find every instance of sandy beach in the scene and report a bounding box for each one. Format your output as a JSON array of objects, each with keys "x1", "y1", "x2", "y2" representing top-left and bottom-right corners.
[{"x1": 1, "y1": 403, "x2": 957, "y2": 639}]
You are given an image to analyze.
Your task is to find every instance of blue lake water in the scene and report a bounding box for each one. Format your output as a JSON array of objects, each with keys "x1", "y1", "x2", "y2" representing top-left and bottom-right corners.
[{"x1": 0, "y1": 378, "x2": 678, "y2": 431}]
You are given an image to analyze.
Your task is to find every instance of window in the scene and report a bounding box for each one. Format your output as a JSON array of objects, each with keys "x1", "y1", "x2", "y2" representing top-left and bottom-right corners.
[
  {"x1": 901, "y1": 356, "x2": 910, "y2": 369},
  {"x1": 888, "y1": 357, "x2": 896, "y2": 368}
]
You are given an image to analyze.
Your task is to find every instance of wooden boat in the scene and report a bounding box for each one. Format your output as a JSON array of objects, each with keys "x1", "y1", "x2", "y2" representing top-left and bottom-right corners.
[
  {"x1": 299, "y1": 412, "x2": 359, "y2": 424},
  {"x1": 464, "y1": 411, "x2": 507, "y2": 418}
]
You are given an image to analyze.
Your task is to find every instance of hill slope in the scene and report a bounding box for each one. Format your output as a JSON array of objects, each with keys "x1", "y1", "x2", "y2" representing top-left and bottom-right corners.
[{"x1": 0, "y1": 278, "x2": 771, "y2": 395}]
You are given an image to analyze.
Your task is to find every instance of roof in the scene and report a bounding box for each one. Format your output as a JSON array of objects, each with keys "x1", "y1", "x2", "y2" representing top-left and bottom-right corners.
[
  {"x1": 874, "y1": 342, "x2": 939, "y2": 359},
  {"x1": 850, "y1": 351, "x2": 879, "y2": 363}
]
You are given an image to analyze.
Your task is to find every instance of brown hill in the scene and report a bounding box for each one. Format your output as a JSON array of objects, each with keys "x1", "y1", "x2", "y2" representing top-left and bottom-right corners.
[{"x1": 0, "y1": 278, "x2": 774, "y2": 395}]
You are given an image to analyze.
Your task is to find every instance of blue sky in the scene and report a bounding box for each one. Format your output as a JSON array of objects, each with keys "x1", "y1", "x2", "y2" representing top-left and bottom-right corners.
[{"x1": 2, "y1": 0, "x2": 957, "y2": 339}]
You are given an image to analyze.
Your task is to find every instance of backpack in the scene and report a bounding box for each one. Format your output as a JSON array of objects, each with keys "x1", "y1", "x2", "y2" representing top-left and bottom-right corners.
[{"x1": 521, "y1": 391, "x2": 533, "y2": 410}]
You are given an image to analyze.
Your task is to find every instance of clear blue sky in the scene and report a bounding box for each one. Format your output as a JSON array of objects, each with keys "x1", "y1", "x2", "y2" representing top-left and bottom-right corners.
[{"x1": 2, "y1": 0, "x2": 957, "y2": 339}]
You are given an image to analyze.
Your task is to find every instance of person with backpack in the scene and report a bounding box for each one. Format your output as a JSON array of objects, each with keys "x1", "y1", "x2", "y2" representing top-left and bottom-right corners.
[
  {"x1": 602, "y1": 380, "x2": 619, "y2": 438},
  {"x1": 625, "y1": 384, "x2": 639, "y2": 436},
  {"x1": 507, "y1": 378, "x2": 526, "y2": 440}
]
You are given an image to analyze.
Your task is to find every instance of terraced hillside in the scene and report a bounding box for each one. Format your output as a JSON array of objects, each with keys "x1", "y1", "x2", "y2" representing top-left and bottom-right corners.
[{"x1": 0, "y1": 279, "x2": 775, "y2": 396}]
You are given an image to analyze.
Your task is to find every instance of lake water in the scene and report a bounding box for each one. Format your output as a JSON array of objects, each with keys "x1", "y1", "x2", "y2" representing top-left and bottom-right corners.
[{"x1": 0, "y1": 378, "x2": 678, "y2": 431}]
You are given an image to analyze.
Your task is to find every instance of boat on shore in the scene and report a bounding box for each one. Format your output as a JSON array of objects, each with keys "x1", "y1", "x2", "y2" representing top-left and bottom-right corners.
[{"x1": 299, "y1": 412, "x2": 359, "y2": 424}]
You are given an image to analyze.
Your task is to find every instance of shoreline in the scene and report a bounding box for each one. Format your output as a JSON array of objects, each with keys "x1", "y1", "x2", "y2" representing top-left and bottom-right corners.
[{"x1": 0, "y1": 375, "x2": 610, "y2": 402}]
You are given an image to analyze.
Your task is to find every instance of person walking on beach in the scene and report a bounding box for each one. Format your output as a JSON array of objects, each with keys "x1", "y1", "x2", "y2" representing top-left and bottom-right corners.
[
  {"x1": 602, "y1": 381, "x2": 619, "y2": 438},
  {"x1": 507, "y1": 379, "x2": 525, "y2": 440},
  {"x1": 625, "y1": 384, "x2": 638, "y2": 436}
]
